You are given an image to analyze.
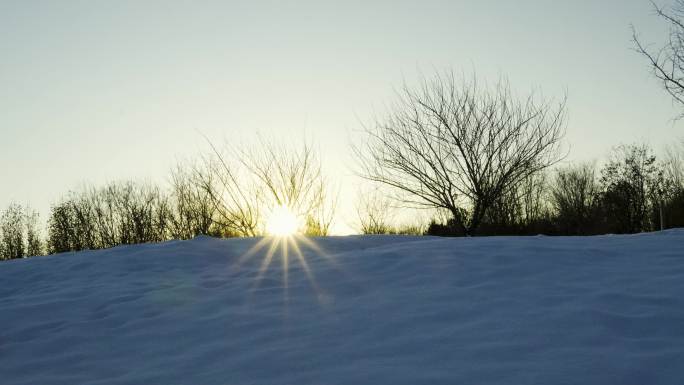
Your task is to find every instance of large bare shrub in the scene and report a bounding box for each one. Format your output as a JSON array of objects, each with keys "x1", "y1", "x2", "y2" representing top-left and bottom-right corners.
[
  {"x1": 358, "y1": 71, "x2": 566, "y2": 235},
  {"x1": 199, "y1": 139, "x2": 336, "y2": 236}
]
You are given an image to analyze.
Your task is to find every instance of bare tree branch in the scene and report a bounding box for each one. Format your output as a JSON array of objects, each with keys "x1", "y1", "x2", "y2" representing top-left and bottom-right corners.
[{"x1": 633, "y1": 1, "x2": 684, "y2": 117}]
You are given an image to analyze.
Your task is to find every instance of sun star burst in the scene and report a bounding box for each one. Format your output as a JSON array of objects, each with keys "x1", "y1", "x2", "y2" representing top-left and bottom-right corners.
[{"x1": 265, "y1": 205, "x2": 300, "y2": 237}]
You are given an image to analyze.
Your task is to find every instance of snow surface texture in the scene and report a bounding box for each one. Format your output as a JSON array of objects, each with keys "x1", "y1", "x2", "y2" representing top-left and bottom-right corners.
[{"x1": 1, "y1": 231, "x2": 684, "y2": 385}]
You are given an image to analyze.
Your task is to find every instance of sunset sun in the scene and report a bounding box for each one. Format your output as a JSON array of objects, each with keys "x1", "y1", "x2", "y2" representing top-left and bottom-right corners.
[{"x1": 266, "y1": 205, "x2": 300, "y2": 237}]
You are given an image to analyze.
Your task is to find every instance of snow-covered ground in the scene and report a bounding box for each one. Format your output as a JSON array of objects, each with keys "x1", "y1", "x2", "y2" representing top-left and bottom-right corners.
[{"x1": 1, "y1": 231, "x2": 684, "y2": 384}]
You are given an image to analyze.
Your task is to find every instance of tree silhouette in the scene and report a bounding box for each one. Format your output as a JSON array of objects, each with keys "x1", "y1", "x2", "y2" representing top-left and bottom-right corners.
[
  {"x1": 633, "y1": 1, "x2": 684, "y2": 117},
  {"x1": 358, "y1": 71, "x2": 566, "y2": 235}
]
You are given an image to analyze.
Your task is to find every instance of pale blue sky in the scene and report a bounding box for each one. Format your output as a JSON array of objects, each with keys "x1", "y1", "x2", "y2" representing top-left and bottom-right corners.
[{"x1": 1, "y1": 0, "x2": 681, "y2": 233}]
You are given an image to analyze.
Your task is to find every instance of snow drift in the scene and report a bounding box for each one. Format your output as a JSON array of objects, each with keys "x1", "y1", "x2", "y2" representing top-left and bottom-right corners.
[{"x1": 1, "y1": 231, "x2": 684, "y2": 384}]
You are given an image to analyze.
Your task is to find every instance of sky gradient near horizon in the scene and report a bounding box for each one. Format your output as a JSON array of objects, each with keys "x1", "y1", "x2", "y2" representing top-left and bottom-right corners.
[{"x1": 1, "y1": 0, "x2": 682, "y2": 234}]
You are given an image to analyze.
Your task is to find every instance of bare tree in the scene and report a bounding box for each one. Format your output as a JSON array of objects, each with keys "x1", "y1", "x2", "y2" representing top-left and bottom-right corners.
[
  {"x1": 662, "y1": 140, "x2": 684, "y2": 227},
  {"x1": 196, "y1": 145, "x2": 262, "y2": 237},
  {"x1": 517, "y1": 171, "x2": 551, "y2": 227},
  {"x1": 114, "y1": 182, "x2": 168, "y2": 244},
  {"x1": 663, "y1": 140, "x2": 684, "y2": 187},
  {"x1": 47, "y1": 201, "x2": 75, "y2": 253},
  {"x1": 71, "y1": 193, "x2": 97, "y2": 249},
  {"x1": 357, "y1": 71, "x2": 566, "y2": 235},
  {"x1": 303, "y1": 196, "x2": 336, "y2": 236},
  {"x1": 1, "y1": 203, "x2": 25, "y2": 260},
  {"x1": 483, "y1": 171, "x2": 550, "y2": 233},
  {"x1": 355, "y1": 188, "x2": 395, "y2": 234},
  {"x1": 551, "y1": 163, "x2": 599, "y2": 234},
  {"x1": 47, "y1": 181, "x2": 174, "y2": 253},
  {"x1": 599, "y1": 144, "x2": 666, "y2": 233},
  {"x1": 170, "y1": 163, "x2": 219, "y2": 239},
  {"x1": 90, "y1": 185, "x2": 119, "y2": 248},
  {"x1": 633, "y1": 1, "x2": 684, "y2": 115},
  {"x1": 25, "y1": 208, "x2": 43, "y2": 257}
]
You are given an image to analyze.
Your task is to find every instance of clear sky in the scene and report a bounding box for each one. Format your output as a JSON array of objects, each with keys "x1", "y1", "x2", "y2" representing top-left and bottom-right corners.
[{"x1": 1, "y1": 0, "x2": 682, "y2": 234}]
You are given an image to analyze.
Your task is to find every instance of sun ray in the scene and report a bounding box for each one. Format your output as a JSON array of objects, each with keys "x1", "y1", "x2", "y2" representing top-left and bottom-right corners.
[
  {"x1": 282, "y1": 236, "x2": 289, "y2": 289},
  {"x1": 231, "y1": 206, "x2": 342, "y2": 306},
  {"x1": 233, "y1": 236, "x2": 271, "y2": 272},
  {"x1": 288, "y1": 236, "x2": 319, "y2": 292},
  {"x1": 281, "y1": 237, "x2": 290, "y2": 308},
  {"x1": 251, "y1": 236, "x2": 281, "y2": 290},
  {"x1": 294, "y1": 234, "x2": 342, "y2": 270}
]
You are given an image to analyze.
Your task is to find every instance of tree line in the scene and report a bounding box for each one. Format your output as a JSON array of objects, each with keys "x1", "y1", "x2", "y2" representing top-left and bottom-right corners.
[
  {"x1": 0, "y1": 141, "x2": 335, "y2": 260},
  {"x1": 0, "y1": 203, "x2": 42, "y2": 259},
  {"x1": 2, "y1": 70, "x2": 684, "y2": 261},
  {"x1": 356, "y1": 142, "x2": 684, "y2": 237},
  {"x1": 3, "y1": 138, "x2": 680, "y2": 261},
  {"x1": 427, "y1": 143, "x2": 684, "y2": 236},
  {"x1": 355, "y1": 71, "x2": 684, "y2": 237}
]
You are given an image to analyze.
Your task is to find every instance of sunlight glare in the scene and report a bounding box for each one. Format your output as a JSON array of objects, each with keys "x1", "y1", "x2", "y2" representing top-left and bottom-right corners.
[{"x1": 266, "y1": 205, "x2": 300, "y2": 237}]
